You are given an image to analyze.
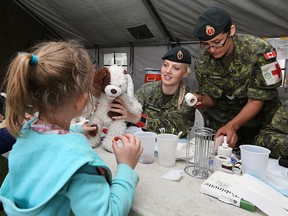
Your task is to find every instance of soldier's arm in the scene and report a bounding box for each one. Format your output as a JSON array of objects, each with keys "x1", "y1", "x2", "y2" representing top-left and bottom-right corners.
[
  {"x1": 216, "y1": 98, "x2": 264, "y2": 147},
  {"x1": 217, "y1": 44, "x2": 280, "y2": 146}
]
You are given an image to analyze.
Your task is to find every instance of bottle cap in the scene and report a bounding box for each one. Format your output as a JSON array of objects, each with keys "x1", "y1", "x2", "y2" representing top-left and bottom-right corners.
[{"x1": 222, "y1": 136, "x2": 228, "y2": 148}]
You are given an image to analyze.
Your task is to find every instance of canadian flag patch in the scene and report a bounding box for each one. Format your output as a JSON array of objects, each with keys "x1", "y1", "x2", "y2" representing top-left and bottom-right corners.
[
  {"x1": 261, "y1": 61, "x2": 282, "y2": 85},
  {"x1": 264, "y1": 51, "x2": 277, "y2": 60}
]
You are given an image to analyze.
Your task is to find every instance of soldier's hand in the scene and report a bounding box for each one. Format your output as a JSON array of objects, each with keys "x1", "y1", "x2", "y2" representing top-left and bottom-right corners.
[{"x1": 215, "y1": 124, "x2": 238, "y2": 147}]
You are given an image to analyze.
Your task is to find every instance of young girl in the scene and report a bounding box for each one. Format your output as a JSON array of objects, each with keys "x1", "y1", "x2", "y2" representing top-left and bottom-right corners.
[{"x1": 0, "y1": 40, "x2": 143, "y2": 215}]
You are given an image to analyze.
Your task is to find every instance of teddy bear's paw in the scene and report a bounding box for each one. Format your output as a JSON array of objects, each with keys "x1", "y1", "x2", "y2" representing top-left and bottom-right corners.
[
  {"x1": 91, "y1": 142, "x2": 100, "y2": 148},
  {"x1": 102, "y1": 140, "x2": 114, "y2": 153},
  {"x1": 88, "y1": 137, "x2": 100, "y2": 148}
]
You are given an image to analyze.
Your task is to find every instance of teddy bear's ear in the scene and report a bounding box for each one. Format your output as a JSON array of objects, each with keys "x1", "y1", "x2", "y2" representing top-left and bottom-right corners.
[
  {"x1": 125, "y1": 74, "x2": 134, "y2": 99},
  {"x1": 92, "y1": 67, "x2": 111, "y2": 97},
  {"x1": 101, "y1": 67, "x2": 111, "y2": 87}
]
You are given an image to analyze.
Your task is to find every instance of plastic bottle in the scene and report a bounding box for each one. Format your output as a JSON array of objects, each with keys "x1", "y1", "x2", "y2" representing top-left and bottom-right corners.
[{"x1": 217, "y1": 136, "x2": 232, "y2": 157}]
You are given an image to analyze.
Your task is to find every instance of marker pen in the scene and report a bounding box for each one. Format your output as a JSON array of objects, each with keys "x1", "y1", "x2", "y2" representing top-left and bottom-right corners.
[
  {"x1": 219, "y1": 195, "x2": 256, "y2": 212},
  {"x1": 240, "y1": 198, "x2": 256, "y2": 212}
]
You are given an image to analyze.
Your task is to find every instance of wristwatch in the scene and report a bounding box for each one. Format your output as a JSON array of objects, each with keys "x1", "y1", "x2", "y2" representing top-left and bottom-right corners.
[{"x1": 136, "y1": 113, "x2": 147, "y2": 128}]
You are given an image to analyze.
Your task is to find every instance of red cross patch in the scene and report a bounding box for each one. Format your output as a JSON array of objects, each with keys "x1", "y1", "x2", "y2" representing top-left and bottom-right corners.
[{"x1": 261, "y1": 61, "x2": 282, "y2": 85}]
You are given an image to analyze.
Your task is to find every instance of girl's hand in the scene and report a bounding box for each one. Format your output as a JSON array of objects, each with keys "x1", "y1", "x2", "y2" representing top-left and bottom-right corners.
[
  {"x1": 82, "y1": 123, "x2": 97, "y2": 132},
  {"x1": 112, "y1": 134, "x2": 143, "y2": 169}
]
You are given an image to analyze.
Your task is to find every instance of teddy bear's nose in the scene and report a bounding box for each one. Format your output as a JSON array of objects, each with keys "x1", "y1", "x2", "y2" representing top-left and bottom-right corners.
[{"x1": 110, "y1": 88, "x2": 117, "y2": 94}]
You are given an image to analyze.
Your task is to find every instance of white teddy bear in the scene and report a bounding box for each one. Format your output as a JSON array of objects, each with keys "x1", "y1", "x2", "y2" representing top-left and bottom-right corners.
[{"x1": 87, "y1": 65, "x2": 142, "y2": 152}]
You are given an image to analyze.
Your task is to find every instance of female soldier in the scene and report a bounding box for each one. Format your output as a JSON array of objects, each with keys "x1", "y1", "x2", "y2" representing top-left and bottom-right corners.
[{"x1": 110, "y1": 47, "x2": 195, "y2": 138}]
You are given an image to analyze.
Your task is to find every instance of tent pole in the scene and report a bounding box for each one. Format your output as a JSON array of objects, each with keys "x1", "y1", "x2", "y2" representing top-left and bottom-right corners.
[{"x1": 142, "y1": 0, "x2": 174, "y2": 43}]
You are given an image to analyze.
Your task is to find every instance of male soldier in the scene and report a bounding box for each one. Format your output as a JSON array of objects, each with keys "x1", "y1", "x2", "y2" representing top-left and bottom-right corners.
[
  {"x1": 192, "y1": 7, "x2": 282, "y2": 147},
  {"x1": 112, "y1": 47, "x2": 195, "y2": 138},
  {"x1": 256, "y1": 100, "x2": 288, "y2": 159}
]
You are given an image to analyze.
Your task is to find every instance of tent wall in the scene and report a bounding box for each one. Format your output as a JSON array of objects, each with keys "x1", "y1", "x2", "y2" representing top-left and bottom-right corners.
[
  {"x1": 13, "y1": 0, "x2": 288, "y2": 48},
  {"x1": 1, "y1": 0, "x2": 288, "y2": 100},
  {"x1": 0, "y1": 0, "x2": 57, "y2": 88}
]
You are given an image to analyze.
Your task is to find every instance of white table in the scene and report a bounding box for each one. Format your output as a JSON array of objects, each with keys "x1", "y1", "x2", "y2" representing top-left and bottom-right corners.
[{"x1": 94, "y1": 146, "x2": 265, "y2": 216}]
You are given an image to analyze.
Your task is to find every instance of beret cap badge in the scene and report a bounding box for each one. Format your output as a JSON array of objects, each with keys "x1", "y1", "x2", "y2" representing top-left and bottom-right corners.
[
  {"x1": 177, "y1": 50, "x2": 184, "y2": 60},
  {"x1": 161, "y1": 47, "x2": 191, "y2": 64},
  {"x1": 205, "y1": 25, "x2": 215, "y2": 36}
]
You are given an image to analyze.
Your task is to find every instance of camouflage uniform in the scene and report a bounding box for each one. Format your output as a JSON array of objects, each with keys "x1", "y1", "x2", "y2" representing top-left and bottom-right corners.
[
  {"x1": 255, "y1": 100, "x2": 288, "y2": 159},
  {"x1": 135, "y1": 81, "x2": 195, "y2": 137},
  {"x1": 195, "y1": 34, "x2": 282, "y2": 145}
]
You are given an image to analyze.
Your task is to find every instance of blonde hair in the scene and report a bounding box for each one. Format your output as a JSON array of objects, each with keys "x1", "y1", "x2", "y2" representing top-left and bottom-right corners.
[
  {"x1": 5, "y1": 40, "x2": 94, "y2": 137},
  {"x1": 178, "y1": 64, "x2": 191, "y2": 110},
  {"x1": 186, "y1": 64, "x2": 192, "y2": 76}
]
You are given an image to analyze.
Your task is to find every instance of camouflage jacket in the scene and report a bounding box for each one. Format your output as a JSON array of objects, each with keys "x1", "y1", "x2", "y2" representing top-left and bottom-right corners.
[
  {"x1": 255, "y1": 100, "x2": 288, "y2": 158},
  {"x1": 135, "y1": 81, "x2": 195, "y2": 137},
  {"x1": 269, "y1": 100, "x2": 288, "y2": 134},
  {"x1": 195, "y1": 34, "x2": 282, "y2": 129}
]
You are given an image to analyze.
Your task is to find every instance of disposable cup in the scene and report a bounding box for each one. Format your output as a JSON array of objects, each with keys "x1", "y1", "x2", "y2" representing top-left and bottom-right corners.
[
  {"x1": 156, "y1": 134, "x2": 178, "y2": 167},
  {"x1": 240, "y1": 145, "x2": 271, "y2": 178},
  {"x1": 135, "y1": 132, "x2": 157, "y2": 164}
]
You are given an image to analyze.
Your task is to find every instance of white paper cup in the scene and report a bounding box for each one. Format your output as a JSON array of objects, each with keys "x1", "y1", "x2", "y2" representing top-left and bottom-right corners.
[
  {"x1": 156, "y1": 134, "x2": 178, "y2": 167},
  {"x1": 240, "y1": 145, "x2": 271, "y2": 178},
  {"x1": 135, "y1": 132, "x2": 157, "y2": 164}
]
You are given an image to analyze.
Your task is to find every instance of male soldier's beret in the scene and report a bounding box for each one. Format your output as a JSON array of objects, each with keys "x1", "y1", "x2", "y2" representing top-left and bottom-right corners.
[
  {"x1": 194, "y1": 7, "x2": 231, "y2": 41},
  {"x1": 162, "y1": 47, "x2": 191, "y2": 64}
]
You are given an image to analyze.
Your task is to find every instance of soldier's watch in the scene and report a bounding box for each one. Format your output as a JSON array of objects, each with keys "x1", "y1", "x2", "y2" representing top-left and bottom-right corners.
[{"x1": 136, "y1": 113, "x2": 147, "y2": 128}]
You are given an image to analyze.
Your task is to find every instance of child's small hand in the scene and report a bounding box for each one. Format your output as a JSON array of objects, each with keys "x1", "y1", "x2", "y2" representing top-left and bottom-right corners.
[
  {"x1": 83, "y1": 123, "x2": 97, "y2": 132},
  {"x1": 85, "y1": 124, "x2": 98, "y2": 136},
  {"x1": 112, "y1": 134, "x2": 143, "y2": 169}
]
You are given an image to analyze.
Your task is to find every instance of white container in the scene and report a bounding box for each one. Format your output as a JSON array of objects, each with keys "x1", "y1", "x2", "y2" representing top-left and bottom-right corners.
[{"x1": 217, "y1": 136, "x2": 232, "y2": 157}]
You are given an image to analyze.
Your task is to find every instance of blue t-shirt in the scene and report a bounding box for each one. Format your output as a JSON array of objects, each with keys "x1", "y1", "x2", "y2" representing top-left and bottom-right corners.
[{"x1": 0, "y1": 128, "x2": 16, "y2": 154}]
